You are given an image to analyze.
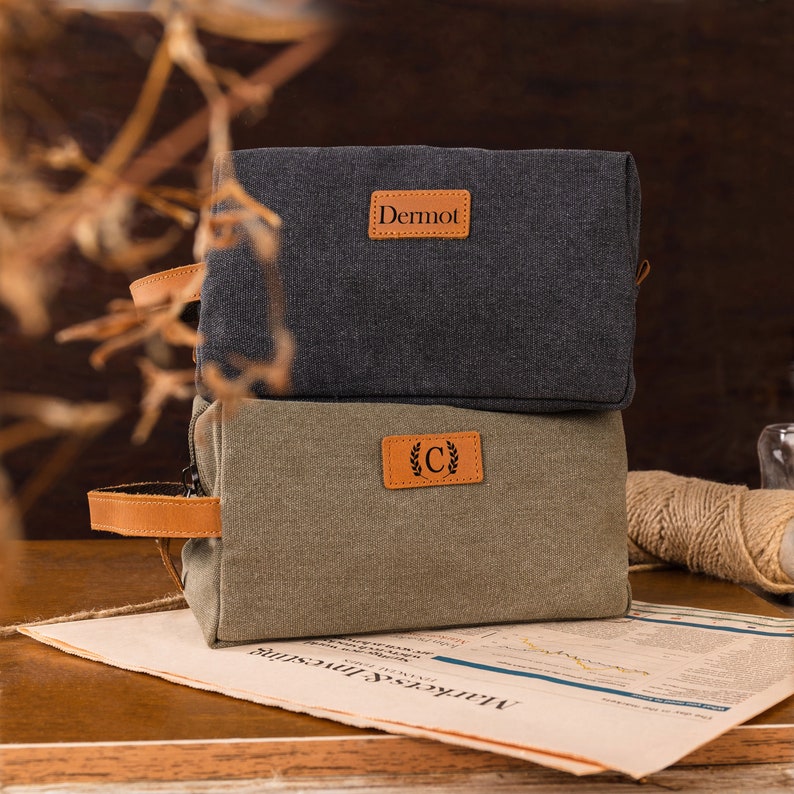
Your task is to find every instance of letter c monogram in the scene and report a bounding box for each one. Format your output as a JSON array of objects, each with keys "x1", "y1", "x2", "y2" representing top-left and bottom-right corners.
[{"x1": 425, "y1": 446, "x2": 445, "y2": 473}]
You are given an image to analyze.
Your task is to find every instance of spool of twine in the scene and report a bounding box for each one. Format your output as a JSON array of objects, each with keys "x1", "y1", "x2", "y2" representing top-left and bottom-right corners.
[{"x1": 627, "y1": 470, "x2": 794, "y2": 594}]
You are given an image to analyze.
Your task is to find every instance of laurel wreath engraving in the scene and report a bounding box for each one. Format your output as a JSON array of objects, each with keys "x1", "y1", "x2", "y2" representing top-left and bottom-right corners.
[
  {"x1": 445, "y1": 440, "x2": 459, "y2": 477},
  {"x1": 410, "y1": 442, "x2": 423, "y2": 478},
  {"x1": 409, "y1": 440, "x2": 459, "y2": 479}
]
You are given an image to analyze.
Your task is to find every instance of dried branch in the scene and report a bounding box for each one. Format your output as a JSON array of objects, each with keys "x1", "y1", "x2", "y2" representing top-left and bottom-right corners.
[
  {"x1": 186, "y1": 2, "x2": 335, "y2": 44},
  {"x1": 0, "y1": 392, "x2": 123, "y2": 515},
  {"x1": 133, "y1": 358, "x2": 195, "y2": 445},
  {"x1": 1, "y1": 392, "x2": 122, "y2": 434},
  {"x1": 90, "y1": 31, "x2": 174, "y2": 179},
  {"x1": 56, "y1": 297, "x2": 198, "y2": 370},
  {"x1": 0, "y1": 1, "x2": 337, "y2": 544},
  {"x1": 1, "y1": 15, "x2": 336, "y2": 334}
]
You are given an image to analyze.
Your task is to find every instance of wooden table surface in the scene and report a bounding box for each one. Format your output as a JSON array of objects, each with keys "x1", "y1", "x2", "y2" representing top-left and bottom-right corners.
[{"x1": 1, "y1": 540, "x2": 793, "y2": 792}]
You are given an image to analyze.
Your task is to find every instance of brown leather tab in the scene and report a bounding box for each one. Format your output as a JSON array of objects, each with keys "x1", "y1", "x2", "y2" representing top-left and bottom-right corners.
[
  {"x1": 88, "y1": 483, "x2": 221, "y2": 538},
  {"x1": 129, "y1": 263, "x2": 206, "y2": 311},
  {"x1": 382, "y1": 431, "x2": 483, "y2": 490},
  {"x1": 369, "y1": 190, "x2": 471, "y2": 239}
]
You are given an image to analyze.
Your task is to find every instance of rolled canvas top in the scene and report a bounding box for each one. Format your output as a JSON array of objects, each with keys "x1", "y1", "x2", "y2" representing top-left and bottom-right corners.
[{"x1": 199, "y1": 146, "x2": 642, "y2": 412}]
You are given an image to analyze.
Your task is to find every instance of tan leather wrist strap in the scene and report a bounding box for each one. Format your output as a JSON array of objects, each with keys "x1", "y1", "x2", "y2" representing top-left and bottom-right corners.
[
  {"x1": 87, "y1": 483, "x2": 221, "y2": 538},
  {"x1": 129, "y1": 263, "x2": 206, "y2": 311},
  {"x1": 87, "y1": 483, "x2": 221, "y2": 592}
]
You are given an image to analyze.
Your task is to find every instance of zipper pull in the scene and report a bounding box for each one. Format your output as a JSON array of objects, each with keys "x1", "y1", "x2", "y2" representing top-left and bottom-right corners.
[
  {"x1": 635, "y1": 258, "x2": 651, "y2": 286},
  {"x1": 182, "y1": 464, "x2": 200, "y2": 498}
]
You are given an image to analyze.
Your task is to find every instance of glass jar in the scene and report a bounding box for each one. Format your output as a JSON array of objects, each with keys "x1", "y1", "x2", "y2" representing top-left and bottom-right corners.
[{"x1": 758, "y1": 423, "x2": 794, "y2": 489}]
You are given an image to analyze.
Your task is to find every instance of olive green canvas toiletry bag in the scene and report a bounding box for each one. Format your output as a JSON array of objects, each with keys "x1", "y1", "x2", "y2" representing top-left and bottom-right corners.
[{"x1": 89, "y1": 397, "x2": 631, "y2": 647}]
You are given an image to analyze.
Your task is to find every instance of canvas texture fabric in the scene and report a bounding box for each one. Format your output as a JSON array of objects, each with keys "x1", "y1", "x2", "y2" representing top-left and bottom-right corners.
[
  {"x1": 182, "y1": 397, "x2": 631, "y2": 647},
  {"x1": 199, "y1": 146, "x2": 642, "y2": 412}
]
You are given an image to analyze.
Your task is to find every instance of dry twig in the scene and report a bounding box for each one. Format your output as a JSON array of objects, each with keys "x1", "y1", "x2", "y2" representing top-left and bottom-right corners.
[
  {"x1": 0, "y1": 393, "x2": 123, "y2": 514},
  {"x1": 0, "y1": 0, "x2": 336, "y2": 544}
]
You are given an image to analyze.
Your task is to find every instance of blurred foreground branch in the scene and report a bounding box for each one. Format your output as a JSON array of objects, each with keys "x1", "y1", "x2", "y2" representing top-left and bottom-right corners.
[{"x1": 0, "y1": 0, "x2": 337, "y2": 548}]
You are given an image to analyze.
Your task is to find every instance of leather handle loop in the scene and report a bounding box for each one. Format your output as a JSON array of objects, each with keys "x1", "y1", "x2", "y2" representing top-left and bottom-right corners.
[
  {"x1": 87, "y1": 483, "x2": 222, "y2": 539},
  {"x1": 129, "y1": 263, "x2": 206, "y2": 311},
  {"x1": 156, "y1": 537, "x2": 185, "y2": 593}
]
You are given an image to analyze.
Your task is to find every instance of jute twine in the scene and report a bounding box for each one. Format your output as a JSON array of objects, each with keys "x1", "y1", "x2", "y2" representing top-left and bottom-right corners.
[
  {"x1": 627, "y1": 470, "x2": 794, "y2": 594},
  {"x1": 0, "y1": 593, "x2": 186, "y2": 639}
]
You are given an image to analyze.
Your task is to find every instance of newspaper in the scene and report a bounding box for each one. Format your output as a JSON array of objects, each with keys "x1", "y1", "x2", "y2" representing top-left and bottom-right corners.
[{"x1": 21, "y1": 601, "x2": 794, "y2": 778}]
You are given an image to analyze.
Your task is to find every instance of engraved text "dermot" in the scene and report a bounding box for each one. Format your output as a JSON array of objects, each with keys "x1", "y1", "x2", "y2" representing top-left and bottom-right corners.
[{"x1": 378, "y1": 206, "x2": 460, "y2": 225}]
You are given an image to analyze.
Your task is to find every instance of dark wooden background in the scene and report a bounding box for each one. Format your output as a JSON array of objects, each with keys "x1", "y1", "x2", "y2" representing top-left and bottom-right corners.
[{"x1": 3, "y1": 0, "x2": 793, "y2": 539}]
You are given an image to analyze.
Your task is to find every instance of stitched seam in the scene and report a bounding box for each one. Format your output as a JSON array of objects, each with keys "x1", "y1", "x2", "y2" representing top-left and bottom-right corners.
[
  {"x1": 386, "y1": 439, "x2": 394, "y2": 486},
  {"x1": 130, "y1": 264, "x2": 204, "y2": 294},
  {"x1": 267, "y1": 393, "x2": 628, "y2": 405},
  {"x1": 377, "y1": 191, "x2": 469, "y2": 196},
  {"x1": 89, "y1": 496, "x2": 219, "y2": 507},
  {"x1": 91, "y1": 522, "x2": 219, "y2": 537},
  {"x1": 390, "y1": 475, "x2": 480, "y2": 486},
  {"x1": 92, "y1": 482, "x2": 182, "y2": 491}
]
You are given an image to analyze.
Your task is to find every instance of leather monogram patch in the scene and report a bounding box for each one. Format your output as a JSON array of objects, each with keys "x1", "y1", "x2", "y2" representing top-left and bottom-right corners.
[
  {"x1": 369, "y1": 190, "x2": 471, "y2": 239},
  {"x1": 382, "y1": 431, "x2": 483, "y2": 490}
]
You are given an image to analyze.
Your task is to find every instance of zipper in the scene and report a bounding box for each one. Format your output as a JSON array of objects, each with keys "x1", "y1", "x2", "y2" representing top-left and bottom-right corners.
[
  {"x1": 185, "y1": 398, "x2": 211, "y2": 497},
  {"x1": 182, "y1": 463, "x2": 201, "y2": 498}
]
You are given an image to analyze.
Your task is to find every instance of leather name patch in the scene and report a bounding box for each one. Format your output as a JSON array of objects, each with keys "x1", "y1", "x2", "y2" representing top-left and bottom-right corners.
[
  {"x1": 382, "y1": 431, "x2": 483, "y2": 490},
  {"x1": 369, "y1": 190, "x2": 471, "y2": 239}
]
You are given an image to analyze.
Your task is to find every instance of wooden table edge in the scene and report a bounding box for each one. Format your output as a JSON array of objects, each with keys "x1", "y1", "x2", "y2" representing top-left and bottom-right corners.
[
  {"x1": 2, "y1": 724, "x2": 793, "y2": 786},
  {"x1": 3, "y1": 543, "x2": 793, "y2": 786}
]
